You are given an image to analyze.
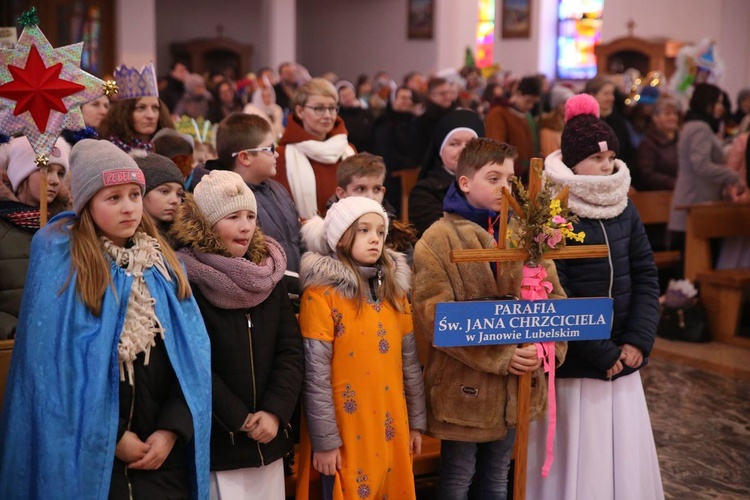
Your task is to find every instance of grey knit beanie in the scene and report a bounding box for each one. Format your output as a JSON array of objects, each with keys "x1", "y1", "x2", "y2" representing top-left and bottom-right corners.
[
  {"x1": 70, "y1": 139, "x2": 145, "y2": 214},
  {"x1": 193, "y1": 170, "x2": 257, "y2": 227},
  {"x1": 134, "y1": 153, "x2": 185, "y2": 194}
]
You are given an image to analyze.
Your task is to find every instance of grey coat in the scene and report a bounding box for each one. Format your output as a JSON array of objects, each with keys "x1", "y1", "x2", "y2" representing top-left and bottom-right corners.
[{"x1": 668, "y1": 120, "x2": 739, "y2": 231}]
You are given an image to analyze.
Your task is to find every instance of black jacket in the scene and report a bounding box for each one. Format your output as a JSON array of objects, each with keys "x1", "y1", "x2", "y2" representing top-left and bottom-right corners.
[
  {"x1": 338, "y1": 105, "x2": 374, "y2": 153},
  {"x1": 371, "y1": 106, "x2": 418, "y2": 212},
  {"x1": 110, "y1": 336, "x2": 194, "y2": 499},
  {"x1": 408, "y1": 167, "x2": 454, "y2": 237},
  {"x1": 193, "y1": 282, "x2": 304, "y2": 471},
  {"x1": 555, "y1": 201, "x2": 660, "y2": 381}
]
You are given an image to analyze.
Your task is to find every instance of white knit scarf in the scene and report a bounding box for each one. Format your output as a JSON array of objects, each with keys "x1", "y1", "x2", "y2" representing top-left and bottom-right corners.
[
  {"x1": 544, "y1": 150, "x2": 631, "y2": 219},
  {"x1": 285, "y1": 134, "x2": 355, "y2": 219},
  {"x1": 102, "y1": 232, "x2": 172, "y2": 385}
]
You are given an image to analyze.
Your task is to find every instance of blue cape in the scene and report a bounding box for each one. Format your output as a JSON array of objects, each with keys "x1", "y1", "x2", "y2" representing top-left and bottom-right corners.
[{"x1": 0, "y1": 212, "x2": 212, "y2": 499}]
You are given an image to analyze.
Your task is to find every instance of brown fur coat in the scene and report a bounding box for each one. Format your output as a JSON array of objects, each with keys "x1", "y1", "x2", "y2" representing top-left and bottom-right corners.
[{"x1": 413, "y1": 212, "x2": 567, "y2": 442}]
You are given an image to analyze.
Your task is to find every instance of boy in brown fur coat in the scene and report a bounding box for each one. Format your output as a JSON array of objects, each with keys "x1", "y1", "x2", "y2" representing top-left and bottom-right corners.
[{"x1": 412, "y1": 138, "x2": 567, "y2": 499}]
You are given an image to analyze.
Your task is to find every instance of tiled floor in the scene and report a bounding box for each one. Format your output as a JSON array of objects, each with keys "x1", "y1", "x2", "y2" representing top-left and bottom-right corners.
[
  {"x1": 415, "y1": 347, "x2": 750, "y2": 499},
  {"x1": 643, "y1": 356, "x2": 750, "y2": 499}
]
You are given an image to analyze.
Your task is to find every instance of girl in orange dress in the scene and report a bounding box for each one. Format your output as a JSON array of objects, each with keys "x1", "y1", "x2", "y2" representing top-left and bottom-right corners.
[{"x1": 296, "y1": 196, "x2": 426, "y2": 499}]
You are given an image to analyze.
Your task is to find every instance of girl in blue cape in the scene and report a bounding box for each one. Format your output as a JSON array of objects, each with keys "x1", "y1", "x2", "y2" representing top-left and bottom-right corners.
[{"x1": 0, "y1": 139, "x2": 212, "y2": 500}]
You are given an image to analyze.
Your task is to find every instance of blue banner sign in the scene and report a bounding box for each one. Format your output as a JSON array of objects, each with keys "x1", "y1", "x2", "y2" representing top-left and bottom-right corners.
[{"x1": 433, "y1": 298, "x2": 614, "y2": 347}]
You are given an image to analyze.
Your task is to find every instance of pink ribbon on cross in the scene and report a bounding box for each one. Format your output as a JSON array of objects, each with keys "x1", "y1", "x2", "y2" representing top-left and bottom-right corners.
[
  {"x1": 521, "y1": 265, "x2": 554, "y2": 301},
  {"x1": 520, "y1": 264, "x2": 557, "y2": 478}
]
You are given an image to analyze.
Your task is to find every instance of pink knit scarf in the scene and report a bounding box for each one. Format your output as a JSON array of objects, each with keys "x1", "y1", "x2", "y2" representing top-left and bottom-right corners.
[{"x1": 179, "y1": 238, "x2": 286, "y2": 309}]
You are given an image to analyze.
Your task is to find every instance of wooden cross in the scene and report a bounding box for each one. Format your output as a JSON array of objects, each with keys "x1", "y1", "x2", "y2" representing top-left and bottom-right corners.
[
  {"x1": 627, "y1": 18, "x2": 637, "y2": 37},
  {"x1": 450, "y1": 158, "x2": 609, "y2": 499}
]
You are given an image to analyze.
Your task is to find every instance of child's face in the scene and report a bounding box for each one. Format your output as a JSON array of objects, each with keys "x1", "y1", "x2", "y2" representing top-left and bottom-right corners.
[
  {"x1": 459, "y1": 159, "x2": 515, "y2": 213},
  {"x1": 349, "y1": 212, "x2": 386, "y2": 266},
  {"x1": 573, "y1": 151, "x2": 616, "y2": 176},
  {"x1": 242, "y1": 132, "x2": 278, "y2": 184},
  {"x1": 90, "y1": 183, "x2": 143, "y2": 247},
  {"x1": 440, "y1": 130, "x2": 476, "y2": 173},
  {"x1": 336, "y1": 174, "x2": 386, "y2": 204},
  {"x1": 21, "y1": 164, "x2": 65, "y2": 205},
  {"x1": 143, "y1": 182, "x2": 184, "y2": 222},
  {"x1": 213, "y1": 210, "x2": 256, "y2": 258}
]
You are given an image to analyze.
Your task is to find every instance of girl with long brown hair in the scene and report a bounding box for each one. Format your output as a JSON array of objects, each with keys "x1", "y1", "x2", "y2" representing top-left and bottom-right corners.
[
  {"x1": 295, "y1": 196, "x2": 426, "y2": 500},
  {"x1": 0, "y1": 139, "x2": 212, "y2": 500}
]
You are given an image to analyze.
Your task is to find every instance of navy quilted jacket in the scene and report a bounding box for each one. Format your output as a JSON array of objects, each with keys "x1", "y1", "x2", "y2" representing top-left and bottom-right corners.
[{"x1": 555, "y1": 200, "x2": 660, "y2": 380}]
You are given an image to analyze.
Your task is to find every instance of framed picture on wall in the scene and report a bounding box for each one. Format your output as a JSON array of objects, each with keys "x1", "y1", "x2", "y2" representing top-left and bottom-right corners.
[
  {"x1": 408, "y1": 0, "x2": 434, "y2": 39},
  {"x1": 501, "y1": 0, "x2": 531, "y2": 39}
]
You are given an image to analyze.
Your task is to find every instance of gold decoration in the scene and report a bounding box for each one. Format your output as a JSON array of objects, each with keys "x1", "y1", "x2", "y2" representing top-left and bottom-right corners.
[
  {"x1": 103, "y1": 80, "x2": 119, "y2": 97},
  {"x1": 34, "y1": 153, "x2": 49, "y2": 167}
]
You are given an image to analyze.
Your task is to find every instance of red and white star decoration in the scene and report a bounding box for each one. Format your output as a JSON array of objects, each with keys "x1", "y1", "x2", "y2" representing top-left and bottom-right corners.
[{"x1": 0, "y1": 24, "x2": 106, "y2": 157}]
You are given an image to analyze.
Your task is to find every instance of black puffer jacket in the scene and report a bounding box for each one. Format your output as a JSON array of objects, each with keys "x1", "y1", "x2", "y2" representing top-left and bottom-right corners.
[
  {"x1": 193, "y1": 283, "x2": 303, "y2": 470},
  {"x1": 171, "y1": 195, "x2": 304, "y2": 471},
  {"x1": 545, "y1": 152, "x2": 660, "y2": 381}
]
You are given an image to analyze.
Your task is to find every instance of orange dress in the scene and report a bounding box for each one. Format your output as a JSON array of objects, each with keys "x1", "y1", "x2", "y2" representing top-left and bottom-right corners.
[{"x1": 296, "y1": 286, "x2": 417, "y2": 500}]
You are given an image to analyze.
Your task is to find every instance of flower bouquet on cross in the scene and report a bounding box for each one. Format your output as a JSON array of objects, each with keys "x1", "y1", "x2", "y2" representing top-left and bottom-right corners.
[{"x1": 497, "y1": 164, "x2": 585, "y2": 300}]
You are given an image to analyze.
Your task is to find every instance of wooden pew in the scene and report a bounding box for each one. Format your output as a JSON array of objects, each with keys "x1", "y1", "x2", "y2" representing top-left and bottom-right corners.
[
  {"x1": 0, "y1": 339, "x2": 13, "y2": 414},
  {"x1": 392, "y1": 168, "x2": 421, "y2": 223},
  {"x1": 629, "y1": 190, "x2": 681, "y2": 269},
  {"x1": 683, "y1": 202, "x2": 750, "y2": 347}
]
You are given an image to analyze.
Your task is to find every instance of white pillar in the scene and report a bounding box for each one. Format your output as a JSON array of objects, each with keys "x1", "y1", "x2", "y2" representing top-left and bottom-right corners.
[
  {"x1": 435, "y1": 0, "x2": 478, "y2": 74},
  {"x1": 264, "y1": 0, "x2": 296, "y2": 68},
  {"x1": 116, "y1": 0, "x2": 157, "y2": 67}
]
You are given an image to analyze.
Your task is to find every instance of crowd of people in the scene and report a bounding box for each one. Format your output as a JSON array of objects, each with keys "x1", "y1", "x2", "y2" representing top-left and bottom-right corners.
[{"x1": 0, "y1": 55, "x2": 749, "y2": 500}]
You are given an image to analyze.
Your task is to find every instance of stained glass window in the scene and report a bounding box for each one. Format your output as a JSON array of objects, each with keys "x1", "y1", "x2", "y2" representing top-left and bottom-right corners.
[
  {"x1": 476, "y1": 0, "x2": 495, "y2": 68},
  {"x1": 557, "y1": 0, "x2": 605, "y2": 80}
]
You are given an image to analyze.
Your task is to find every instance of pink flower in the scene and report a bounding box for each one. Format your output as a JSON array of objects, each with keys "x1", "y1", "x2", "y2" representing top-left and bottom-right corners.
[
  {"x1": 534, "y1": 232, "x2": 547, "y2": 244},
  {"x1": 552, "y1": 215, "x2": 566, "y2": 224},
  {"x1": 546, "y1": 230, "x2": 563, "y2": 248}
]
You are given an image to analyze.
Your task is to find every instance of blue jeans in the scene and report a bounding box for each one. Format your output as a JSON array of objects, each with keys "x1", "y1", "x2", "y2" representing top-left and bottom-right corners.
[{"x1": 437, "y1": 429, "x2": 517, "y2": 500}]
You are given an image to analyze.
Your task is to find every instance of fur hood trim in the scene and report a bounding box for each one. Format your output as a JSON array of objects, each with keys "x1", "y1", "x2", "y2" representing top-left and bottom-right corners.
[
  {"x1": 300, "y1": 249, "x2": 411, "y2": 300},
  {"x1": 544, "y1": 150, "x2": 630, "y2": 219},
  {"x1": 170, "y1": 193, "x2": 268, "y2": 263}
]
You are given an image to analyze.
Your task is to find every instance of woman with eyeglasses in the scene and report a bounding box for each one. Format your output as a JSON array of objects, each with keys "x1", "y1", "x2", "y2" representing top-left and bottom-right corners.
[{"x1": 275, "y1": 78, "x2": 356, "y2": 219}]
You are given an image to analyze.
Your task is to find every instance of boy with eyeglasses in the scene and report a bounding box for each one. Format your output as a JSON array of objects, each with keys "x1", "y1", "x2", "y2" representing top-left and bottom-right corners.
[{"x1": 205, "y1": 112, "x2": 302, "y2": 305}]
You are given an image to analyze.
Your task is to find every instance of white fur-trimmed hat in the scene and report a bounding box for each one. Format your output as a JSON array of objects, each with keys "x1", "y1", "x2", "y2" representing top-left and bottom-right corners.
[
  {"x1": 7, "y1": 136, "x2": 71, "y2": 192},
  {"x1": 193, "y1": 170, "x2": 257, "y2": 227},
  {"x1": 324, "y1": 196, "x2": 388, "y2": 251}
]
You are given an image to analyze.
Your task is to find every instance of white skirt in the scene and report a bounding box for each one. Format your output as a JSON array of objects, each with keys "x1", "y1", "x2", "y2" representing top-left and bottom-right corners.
[
  {"x1": 526, "y1": 371, "x2": 664, "y2": 500},
  {"x1": 209, "y1": 458, "x2": 285, "y2": 500}
]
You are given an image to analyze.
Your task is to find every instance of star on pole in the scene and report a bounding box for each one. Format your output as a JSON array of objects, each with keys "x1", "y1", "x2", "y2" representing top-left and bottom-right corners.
[{"x1": 0, "y1": 23, "x2": 107, "y2": 157}]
